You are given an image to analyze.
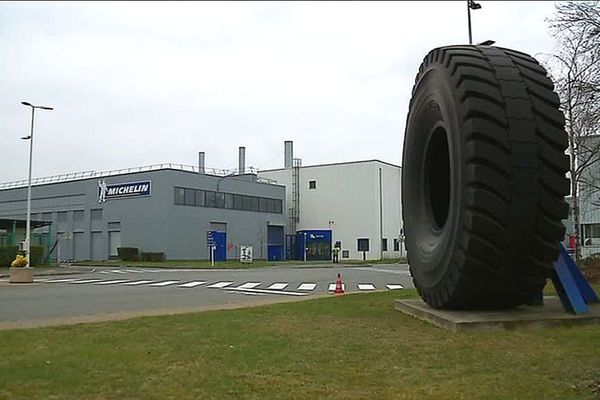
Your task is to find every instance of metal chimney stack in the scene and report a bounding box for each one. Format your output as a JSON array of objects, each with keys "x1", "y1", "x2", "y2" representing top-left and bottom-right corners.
[
  {"x1": 198, "y1": 152, "x2": 205, "y2": 174},
  {"x1": 284, "y1": 141, "x2": 293, "y2": 169},
  {"x1": 238, "y1": 146, "x2": 246, "y2": 175}
]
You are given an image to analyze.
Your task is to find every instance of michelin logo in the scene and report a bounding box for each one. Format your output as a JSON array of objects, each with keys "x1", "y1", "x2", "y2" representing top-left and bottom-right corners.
[{"x1": 98, "y1": 180, "x2": 151, "y2": 203}]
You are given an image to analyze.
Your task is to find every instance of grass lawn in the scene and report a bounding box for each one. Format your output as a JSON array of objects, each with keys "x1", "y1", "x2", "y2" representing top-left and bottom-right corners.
[
  {"x1": 71, "y1": 257, "x2": 407, "y2": 269},
  {"x1": 1, "y1": 290, "x2": 599, "y2": 399}
]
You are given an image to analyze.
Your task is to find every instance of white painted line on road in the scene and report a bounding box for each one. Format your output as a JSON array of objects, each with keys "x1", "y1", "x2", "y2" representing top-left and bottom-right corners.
[
  {"x1": 178, "y1": 281, "x2": 206, "y2": 288},
  {"x1": 69, "y1": 279, "x2": 105, "y2": 284},
  {"x1": 44, "y1": 278, "x2": 79, "y2": 283},
  {"x1": 148, "y1": 280, "x2": 180, "y2": 287},
  {"x1": 225, "y1": 287, "x2": 308, "y2": 296},
  {"x1": 328, "y1": 283, "x2": 346, "y2": 292},
  {"x1": 357, "y1": 283, "x2": 376, "y2": 291},
  {"x1": 110, "y1": 270, "x2": 128, "y2": 274},
  {"x1": 99, "y1": 271, "x2": 111, "y2": 274},
  {"x1": 355, "y1": 267, "x2": 411, "y2": 275},
  {"x1": 236, "y1": 282, "x2": 261, "y2": 289},
  {"x1": 207, "y1": 281, "x2": 234, "y2": 288},
  {"x1": 297, "y1": 283, "x2": 317, "y2": 291},
  {"x1": 267, "y1": 283, "x2": 288, "y2": 290},
  {"x1": 124, "y1": 269, "x2": 144, "y2": 273},
  {"x1": 122, "y1": 280, "x2": 154, "y2": 286},
  {"x1": 93, "y1": 280, "x2": 130, "y2": 285},
  {"x1": 386, "y1": 284, "x2": 404, "y2": 290}
]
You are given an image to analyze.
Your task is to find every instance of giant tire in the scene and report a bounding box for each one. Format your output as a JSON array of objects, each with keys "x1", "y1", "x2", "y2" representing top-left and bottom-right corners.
[{"x1": 402, "y1": 45, "x2": 570, "y2": 309}]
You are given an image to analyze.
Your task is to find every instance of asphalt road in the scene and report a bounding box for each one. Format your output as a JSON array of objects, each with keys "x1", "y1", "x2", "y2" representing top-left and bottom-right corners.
[{"x1": 0, "y1": 263, "x2": 413, "y2": 329}]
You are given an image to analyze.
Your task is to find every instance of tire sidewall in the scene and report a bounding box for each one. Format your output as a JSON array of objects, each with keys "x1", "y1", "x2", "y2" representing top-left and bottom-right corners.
[{"x1": 402, "y1": 63, "x2": 464, "y2": 290}]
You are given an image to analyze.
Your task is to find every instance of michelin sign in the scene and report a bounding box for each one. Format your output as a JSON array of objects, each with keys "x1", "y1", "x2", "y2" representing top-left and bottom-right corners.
[{"x1": 98, "y1": 180, "x2": 151, "y2": 203}]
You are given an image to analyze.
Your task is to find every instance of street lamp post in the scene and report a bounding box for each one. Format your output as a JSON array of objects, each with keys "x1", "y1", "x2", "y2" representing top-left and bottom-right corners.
[
  {"x1": 467, "y1": 0, "x2": 482, "y2": 45},
  {"x1": 21, "y1": 101, "x2": 53, "y2": 268}
]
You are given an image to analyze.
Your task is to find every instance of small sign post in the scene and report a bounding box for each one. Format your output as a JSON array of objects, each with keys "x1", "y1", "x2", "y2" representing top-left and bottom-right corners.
[
  {"x1": 240, "y1": 245, "x2": 253, "y2": 263},
  {"x1": 207, "y1": 232, "x2": 216, "y2": 267}
]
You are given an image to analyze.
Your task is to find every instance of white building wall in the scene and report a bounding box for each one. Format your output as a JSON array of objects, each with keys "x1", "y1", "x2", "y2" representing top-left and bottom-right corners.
[{"x1": 260, "y1": 160, "x2": 402, "y2": 260}]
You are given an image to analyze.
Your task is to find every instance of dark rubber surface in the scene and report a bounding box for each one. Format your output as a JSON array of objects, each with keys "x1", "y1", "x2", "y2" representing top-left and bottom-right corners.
[{"x1": 402, "y1": 45, "x2": 569, "y2": 309}]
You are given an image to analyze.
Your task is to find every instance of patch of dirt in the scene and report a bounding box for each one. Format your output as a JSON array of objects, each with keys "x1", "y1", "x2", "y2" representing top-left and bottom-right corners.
[
  {"x1": 590, "y1": 378, "x2": 600, "y2": 399},
  {"x1": 583, "y1": 264, "x2": 600, "y2": 285}
]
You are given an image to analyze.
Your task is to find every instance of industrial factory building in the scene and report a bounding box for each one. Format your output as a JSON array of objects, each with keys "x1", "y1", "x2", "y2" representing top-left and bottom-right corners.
[
  {"x1": 259, "y1": 141, "x2": 403, "y2": 261},
  {"x1": 0, "y1": 142, "x2": 403, "y2": 261}
]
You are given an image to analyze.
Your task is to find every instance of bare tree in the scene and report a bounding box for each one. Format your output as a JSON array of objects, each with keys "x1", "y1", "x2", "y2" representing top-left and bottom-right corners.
[{"x1": 546, "y1": 1, "x2": 600, "y2": 262}]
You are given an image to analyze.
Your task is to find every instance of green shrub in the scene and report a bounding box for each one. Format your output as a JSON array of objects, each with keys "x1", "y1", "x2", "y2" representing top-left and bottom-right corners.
[
  {"x1": 0, "y1": 246, "x2": 44, "y2": 267},
  {"x1": 117, "y1": 247, "x2": 139, "y2": 261},
  {"x1": 30, "y1": 246, "x2": 44, "y2": 266},
  {"x1": 140, "y1": 252, "x2": 166, "y2": 262},
  {"x1": 0, "y1": 246, "x2": 18, "y2": 268}
]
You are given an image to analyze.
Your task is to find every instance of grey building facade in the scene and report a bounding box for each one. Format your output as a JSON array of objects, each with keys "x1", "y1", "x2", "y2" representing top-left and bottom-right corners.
[{"x1": 0, "y1": 164, "x2": 286, "y2": 261}]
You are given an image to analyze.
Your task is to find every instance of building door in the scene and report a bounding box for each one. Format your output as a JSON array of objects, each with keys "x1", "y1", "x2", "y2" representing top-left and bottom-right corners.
[
  {"x1": 209, "y1": 231, "x2": 227, "y2": 261},
  {"x1": 108, "y1": 231, "x2": 121, "y2": 259},
  {"x1": 267, "y1": 225, "x2": 284, "y2": 261},
  {"x1": 91, "y1": 232, "x2": 103, "y2": 260},
  {"x1": 73, "y1": 232, "x2": 85, "y2": 261}
]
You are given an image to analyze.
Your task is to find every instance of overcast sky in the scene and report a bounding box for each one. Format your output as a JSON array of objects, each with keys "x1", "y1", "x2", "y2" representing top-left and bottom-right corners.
[{"x1": 0, "y1": 1, "x2": 560, "y2": 182}]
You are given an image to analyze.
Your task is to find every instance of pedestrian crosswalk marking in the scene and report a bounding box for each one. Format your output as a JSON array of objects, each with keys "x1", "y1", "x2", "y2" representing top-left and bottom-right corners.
[
  {"x1": 297, "y1": 283, "x2": 317, "y2": 291},
  {"x1": 93, "y1": 280, "x2": 130, "y2": 285},
  {"x1": 328, "y1": 283, "x2": 346, "y2": 291},
  {"x1": 357, "y1": 283, "x2": 376, "y2": 291},
  {"x1": 45, "y1": 278, "x2": 79, "y2": 283},
  {"x1": 236, "y1": 282, "x2": 261, "y2": 289},
  {"x1": 69, "y1": 279, "x2": 104, "y2": 284},
  {"x1": 122, "y1": 280, "x2": 154, "y2": 286},
  {"x1": 207, "y1": 281, "x2": 234, "y2": 288},
  {"x1": 148, "y1": 280, "x2": 180, "y2": 287},
  {"x1": 267, "y1": 283, "x2": 288, "y2": 290},
  {"x1": 226, "y1": 287, "x2": 308, "y2": 297},
  {"x1": 386, "y1": 284, "x2": 404, "y2": 290},
  {"x1": 178, "y1": 281, "x2": 206, "y2": 288}
]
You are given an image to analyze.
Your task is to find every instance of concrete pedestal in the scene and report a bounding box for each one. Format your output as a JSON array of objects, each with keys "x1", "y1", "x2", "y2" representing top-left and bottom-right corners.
[
  {"x1": 9, "y1": 267, "x2": 34, "y2": 283},
  {"x1": 395, "y1": 297, "x2": 600, "y2": 331}
]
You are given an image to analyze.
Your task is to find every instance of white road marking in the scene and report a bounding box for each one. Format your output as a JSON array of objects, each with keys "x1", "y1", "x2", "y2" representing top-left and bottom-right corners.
[
  {"x1": 225, "y1": 287, "x2": 308, "y2": 296},
  {"x1": 93, "y1": 280, "x2": 130, "y2": 285},
  {"x1": 236, "y1": 282, "x2": 261, "y2": 289},
  {"x1": 178, "y1": 281, "x2": 206, "y2": 288},
  {"x1": 122, "y1": 280, "x2": 154, "y2": 286},
  {"x1": 357, "y1": 283, "x2": 376, "y2": 291},
  {"x1": 110, "y1": 270, "x2": 127, "y2": 274},
  {"x1": 355, "y1": 267, "x2": 411, "y2": 275},
  {"x1": 148, "y1": 280, "x2": 180, "y2": 287},
  {"x1": 124, "y1": 269, "x2": 144, "y2": 273},
  {"x1": 99, "y1": 271, "x2": 111, "y2": 274},
  {"x1": 386, "y1": 284, "x2": 404, "y2": 290},
  {"x1": 69, "y1": 279, "x2": 105, "y2": 284},
  {"x1": 267, "y1": 283, "x2": 288, "y2": 290},
  {"x1": 297, "y1": 283, "x2": 317, "y2": 291},
  {"x1": 328, "y1": 283, "x2": 346, "y2": 291},
  {"x1": 44, "y1": 278, "x2": 79, "y2": 283},
  {"x1": 207, "y1": 281, "x2": 234, "y2": 288}
]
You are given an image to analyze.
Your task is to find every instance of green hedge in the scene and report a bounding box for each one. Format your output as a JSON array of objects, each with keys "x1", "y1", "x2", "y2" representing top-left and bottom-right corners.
[
  {"x1": 140, "y1": 252, "x2": 166, "y2": 262},
  {"x1": 0, "y1": 246, "x2": 44, "y2": 267},
  {"x1": 117, "y1": 247, "x2": 139, "y2": 261}
]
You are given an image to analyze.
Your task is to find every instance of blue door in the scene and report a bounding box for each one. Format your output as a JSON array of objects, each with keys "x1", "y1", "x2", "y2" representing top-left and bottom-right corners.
[{"x1": 210, "y1": 231, "x2": 227, "y2": 261}]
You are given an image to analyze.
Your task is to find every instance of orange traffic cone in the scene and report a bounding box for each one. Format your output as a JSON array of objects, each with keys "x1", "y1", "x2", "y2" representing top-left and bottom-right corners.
[{"x1": 334, "y1": 273, "x2": 344, "y2": 295}]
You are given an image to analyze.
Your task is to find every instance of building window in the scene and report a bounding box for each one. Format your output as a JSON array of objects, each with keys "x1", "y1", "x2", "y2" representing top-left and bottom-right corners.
[
  {"x1": 382, "y1": 238, "x2": 388, "y2": 251},
  {"x1": 107, "y1": 221, "x2": 121, "y2": 230},
  {"x1": 583, "y1": 224, "x2": 600, "y2": 246},
  {"x1": 357, "y1": 238, "x2": 370, "y2": 252},
  {"x1": 309, "y1": 180, "x2": 316, "y2": 189},
  {"x1": 174, "y1": 187, "x2": 185, "y2": 205},
  {"x1": 342, "y1": 250, "x2": 349, "y2": 259},
  {"x1": 233, "y1": 194, "x2": 243, "y2": 210},
  {"x1": 205, "y1": 191, "x2": 216, "y2": 207},
  {"x1": 393, "y1": 238, "x2": 400, "y2": 252},
  {"x1": 57, "y1": 211, "x2": 68, "y2": 223},
  {"x1": 195, "y1": 190, "x2": 206, "y2": 206},
  {"x1": 91, "y1": 209, "x2": 103, "y2": 221},
  {"x1": 184, "y1": 188, "x2": 195, "y2": 206}
]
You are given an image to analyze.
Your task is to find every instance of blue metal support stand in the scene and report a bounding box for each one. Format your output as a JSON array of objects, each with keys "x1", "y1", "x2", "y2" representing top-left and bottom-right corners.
[{"x1": 551, "y1": 244, "x2": 600, "y2": 315}]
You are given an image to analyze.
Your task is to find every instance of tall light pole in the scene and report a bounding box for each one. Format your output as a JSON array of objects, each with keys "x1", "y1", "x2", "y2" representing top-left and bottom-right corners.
[
  {"x1": 21, "y1": 101, "x2": 53, "y2": 267},
  {"x1": 467, "y1": 0, "x2": 482, "y2": 45}
]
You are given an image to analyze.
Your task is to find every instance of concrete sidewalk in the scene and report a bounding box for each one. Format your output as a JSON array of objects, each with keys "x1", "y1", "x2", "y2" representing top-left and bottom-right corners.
[{"x1": 0, "y1": 265, "x2": 94, "y2": 278}]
